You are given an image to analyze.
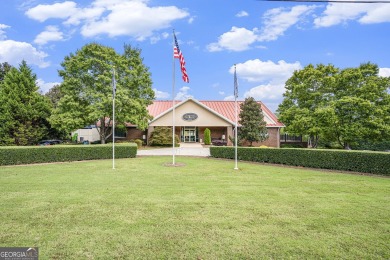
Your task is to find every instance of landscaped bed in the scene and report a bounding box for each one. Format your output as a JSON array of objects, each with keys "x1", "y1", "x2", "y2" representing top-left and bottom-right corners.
[{"x1": 0, "y1": 157, "x2": 389, "y2": 259}]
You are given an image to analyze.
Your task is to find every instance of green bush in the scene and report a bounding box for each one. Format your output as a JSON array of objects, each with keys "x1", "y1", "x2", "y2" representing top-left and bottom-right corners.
[
  {"x1": 0, "y1": 143, "x2": 137, "y2": 166},
  {"x1": 134, "y1": 139, "x2": 143, "y2": 148},
  {"x1": 280, "y1": 143, "x2": 307, "y2": 148},
  {"x1": 149, "y1": 127, "x2": 179, "y2": 147},
  {"x1": 204, "y1": 128, "x2": 211, "y2": 145},
  {"x1": 210, "y1": 147, "x2": 389, "y2": 175},
  {"x1": 353, "y1": 140, "x2": 390, "y2": 151},
  {"x1": 72, "y1": 133, "x2": 78, "y2": 143}
]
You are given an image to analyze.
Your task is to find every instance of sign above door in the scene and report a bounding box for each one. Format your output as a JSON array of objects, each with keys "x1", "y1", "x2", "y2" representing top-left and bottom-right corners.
[{"x1": 182, "y1": 113, "x2": 198, "y2": 121}]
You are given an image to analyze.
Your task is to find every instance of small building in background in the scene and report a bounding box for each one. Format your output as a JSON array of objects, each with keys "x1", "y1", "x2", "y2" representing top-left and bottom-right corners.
[{"x1": 73, "y1": 125, "x2": 100, "y2": 143}]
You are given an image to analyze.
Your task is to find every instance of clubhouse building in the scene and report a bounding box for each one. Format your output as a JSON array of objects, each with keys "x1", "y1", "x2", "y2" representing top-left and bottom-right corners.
[{"x1": 125, "y1": 98, "x2": 284, "y2": 148}]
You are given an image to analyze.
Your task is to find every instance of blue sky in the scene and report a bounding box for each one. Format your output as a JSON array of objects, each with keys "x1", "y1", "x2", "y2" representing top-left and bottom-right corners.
[{"x1": 1, "y1": 0, "x2": 390, "y2": 112}]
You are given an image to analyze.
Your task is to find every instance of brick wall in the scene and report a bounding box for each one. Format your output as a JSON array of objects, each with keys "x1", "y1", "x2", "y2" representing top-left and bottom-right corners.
[
  {"x1": 241, "y1": 128, "x2": 280, "y2": 148},
  {"x1": 198, "y1": 127, "x2": 227, "y2": 142},
  {"x1": 126, "y1": 127, "x2": 146, "y2": 141}
]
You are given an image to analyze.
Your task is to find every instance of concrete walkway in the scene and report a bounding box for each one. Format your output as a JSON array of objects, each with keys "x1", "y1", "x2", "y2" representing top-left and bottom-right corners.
[{"x1": 137, "y1": 143, "x2": 210, "y2": 157}]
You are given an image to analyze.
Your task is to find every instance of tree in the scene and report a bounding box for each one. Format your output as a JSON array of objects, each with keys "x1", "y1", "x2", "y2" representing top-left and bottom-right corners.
[
  {"x1": 45, "y1": 84, "x2": 62, "y2": 108},
  {"x1": 43, "y1": 84, "x2": 70, "y2": 140},
  {"x1": 238, "y1": 97, "x2": 268, "y2": 146},
  {"x1": 277, "y1": 64, "x2": 338, "y2": 148},
  {"x1": 0, "y1": 61, "x2": 51, "y2": 145},
  {"x1": 50, "y1": 43, "x2": 155, "y2": 144},
  {"x1": 149, "y1": 127, "x2": 179, "y2": 147},
  {"x1": 325, "y1": 63, "x2": 390, "y2": 149},
  {"x1": 0, "y1": 62, "x2": 12, "y2": 82},
  {"x1": 278, "y1": 63, "x2": 390, "y2": 150}
]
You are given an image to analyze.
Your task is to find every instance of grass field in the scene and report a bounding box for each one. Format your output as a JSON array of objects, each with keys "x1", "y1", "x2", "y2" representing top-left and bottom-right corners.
[{"x1": 1, "y1": 157, "x2": 389, "y2": 259}]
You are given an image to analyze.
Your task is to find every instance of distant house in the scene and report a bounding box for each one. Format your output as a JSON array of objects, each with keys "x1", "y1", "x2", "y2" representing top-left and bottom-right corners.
[
  {"x1": 73, "y1": 125, "x2": 100, "y2": 143},
  {"x1": 123, "y1": 98, "x2": 284, "y2": 148}
]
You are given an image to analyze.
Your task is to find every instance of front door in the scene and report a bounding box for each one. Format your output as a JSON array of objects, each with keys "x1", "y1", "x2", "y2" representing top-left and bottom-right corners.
[{"x1": 182, "y1": 127, "x2": 197, "y2": 142}]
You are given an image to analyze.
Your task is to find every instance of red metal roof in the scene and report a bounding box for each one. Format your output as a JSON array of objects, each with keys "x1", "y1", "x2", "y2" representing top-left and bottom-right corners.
[{"x1": 148, "y1": 99, "x2": 284, "y2": 127}]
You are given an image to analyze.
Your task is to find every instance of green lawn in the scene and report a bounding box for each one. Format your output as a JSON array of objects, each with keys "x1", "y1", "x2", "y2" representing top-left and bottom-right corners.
[{"x1": 1, "y1": 157, "x2": 389, "y2": 259}]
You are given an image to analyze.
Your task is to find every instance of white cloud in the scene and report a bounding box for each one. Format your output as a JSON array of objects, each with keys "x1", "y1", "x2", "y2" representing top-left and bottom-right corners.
[
  {"x1": 208, "y1": 6, "x2": 315, "y2": 52},
  {"x1": 175, "y1": 86, "x2": 193, "y2": 100},
  {"x1": 153, "y1": 88, "x2": 170, "y2": 99},
  {"x1": 36, "y1": 79, "x2": 61, "y2": 93},
  {"x1": 244, "y1": 83, "x2": 287, "y2": 113},
  {"x1": 359, "y1": 5, "x2": 390, "y2": 24},
  {"x1": 218, "y1": 91, "x2": 225, "y2": 95},
  {"x1": 64, "y1": 6, "x2": 105, "y2": 26},
  {"x1": 314, "y1": 3, "x2": 390, "y2": 27},
  {"x1": 231, "y1": 59, "x2": 301, "y2": 106},
  {"x1": 244, "y1": 83, "x2": 285, "y2": 100},
  {"x1": 188, "y1": 16, "x2": 196, "y2": 24},
  {"x1": 207, "y1": 27, "x2": 258, "y2": 52},
  {"x1": 379, "y1": 68, "x2": 390, "y2": 77},
  {"x1": 224, "y1": 95, "x2": 235, "y2": 101},
  {"x1": 0, "y1": 24, "x2": 10, "y2": 40},
  {"x1": 34, "y1": 26, "x2": 64, "y2": 45},
  {"x1": 80, "y1": 1, "x2": 189, "y2": 39},
  {"x1": 150, "y1": 32, "x2": 170, "y2": 44},
  {"x1": 258, "y1": 5, "x2": 316, "y2": 41},
  {"x1": 25, "y1": 0, "x2": 189, "y2": 41},
  {"x1": 0, "y1": 40, "x2": 50, "y2": 68},
  {"x1": 236, "y1": 11, "x2": 249, "y2": 18},
  {"x1": 25, "y1": 1, "x2": 78, "y2": 22},
  {"x1": 231, "y1": 59, "x2": 301, "y2": 84}
]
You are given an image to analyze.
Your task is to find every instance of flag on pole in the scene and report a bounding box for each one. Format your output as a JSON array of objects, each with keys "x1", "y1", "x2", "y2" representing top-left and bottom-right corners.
[{"x1": 173, "y1": 32, "x2": 189, "y2": 83}]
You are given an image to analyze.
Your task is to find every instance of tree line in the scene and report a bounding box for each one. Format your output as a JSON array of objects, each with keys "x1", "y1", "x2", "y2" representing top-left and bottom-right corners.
[
  {"x1": 277, "y1": 63, "x2": 390, "y2": 149},
  {"x1": 0, "y1": 43, "x2": 154, "y2": 145}
]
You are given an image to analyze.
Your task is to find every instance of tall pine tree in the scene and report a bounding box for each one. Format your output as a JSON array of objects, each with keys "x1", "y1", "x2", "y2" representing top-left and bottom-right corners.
[
  {"x1": 0, "y1": 61, "x2": 51, "y2": 145},
  {"x1": 238, "y1": 97, "x2": 268, "y2": 146}
]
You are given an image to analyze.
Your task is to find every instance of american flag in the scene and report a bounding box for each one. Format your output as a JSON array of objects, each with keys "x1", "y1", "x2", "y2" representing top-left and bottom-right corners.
[{"x1": 173, "y1": 32, "x2": 189, "y2": 83}]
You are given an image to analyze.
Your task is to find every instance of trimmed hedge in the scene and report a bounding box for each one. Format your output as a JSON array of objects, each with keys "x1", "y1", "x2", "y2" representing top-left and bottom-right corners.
[
  {"x1": 0, "y1": 143, "x2": 137, "y2": 166},
  {"x1": 210, "y1": 147, "x2": 390, "y2": 175}
]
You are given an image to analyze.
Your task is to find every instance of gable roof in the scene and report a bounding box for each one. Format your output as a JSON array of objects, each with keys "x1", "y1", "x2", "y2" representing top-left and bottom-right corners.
[
  {"x1": 149, "y1": 98, "x2": 235, "y2": 125},
  {"x1": 147, "y1": 98, "x2": 284, "y2": 127}
]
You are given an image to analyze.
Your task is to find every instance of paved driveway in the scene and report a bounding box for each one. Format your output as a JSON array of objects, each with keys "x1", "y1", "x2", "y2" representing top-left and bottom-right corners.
[{"x1": 137, "y1": 143, "x2": 210, "y2": 157}]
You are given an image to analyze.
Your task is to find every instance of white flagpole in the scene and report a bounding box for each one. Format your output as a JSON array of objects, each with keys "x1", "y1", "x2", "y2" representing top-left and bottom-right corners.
[
  {"x1": 112, "y1": 67, "x2": 116, "y2": 170},
  {"x1": 234, "y1": 64, "x2": 238, "y2": 170},
  {"x1": 172, "y1": 31, "x2": 176, "y2": 166}
]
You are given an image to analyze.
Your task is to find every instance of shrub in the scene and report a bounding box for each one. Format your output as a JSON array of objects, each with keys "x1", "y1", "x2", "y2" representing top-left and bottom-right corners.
[
  {"x1": 149, "y1": 127, "x2": 179, "y2": 147},
  {"x1": 229, "y1": 135, "x2": 243, "y2": 146},
  {"x1": 134, "y1": 139, "x2": 143, "y2": 148},
  {"x1": 204, "y1": 128, "x2": 211, "y2": 145},
  {"x1": 72, "y1": 133, "x2": 78, "y2": 143},
  {"x1": 0, "y1": 143, "x2": 137, "y2": 166},
  {"x1": 210, "y1": 147, "x2": 389, "y2": 175},
  {"x1": 353, "y1": 140, "x2": 390, "y2": 151},
  {"x1": 280, "y1": 143, "x2": 307, "y2": 148}
]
